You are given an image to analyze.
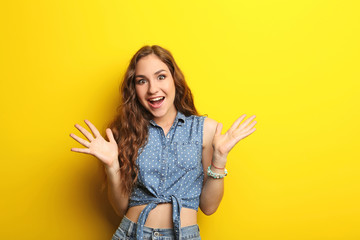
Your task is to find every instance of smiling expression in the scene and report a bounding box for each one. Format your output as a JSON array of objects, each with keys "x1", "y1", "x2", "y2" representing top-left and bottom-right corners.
[{"x1": 135, "y1": 54, "x2": 177, "y2": 123}]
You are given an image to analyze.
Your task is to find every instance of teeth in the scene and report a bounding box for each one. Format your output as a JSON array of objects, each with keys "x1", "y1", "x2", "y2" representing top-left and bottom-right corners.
[{"x1": 149, "y1": 97, "x2": 164, "y2": 102}]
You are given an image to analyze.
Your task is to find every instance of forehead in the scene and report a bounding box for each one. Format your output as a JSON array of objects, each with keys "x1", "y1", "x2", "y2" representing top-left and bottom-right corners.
[{"x1": 135, "y1": 54, "x2": 170, "y2": 74}]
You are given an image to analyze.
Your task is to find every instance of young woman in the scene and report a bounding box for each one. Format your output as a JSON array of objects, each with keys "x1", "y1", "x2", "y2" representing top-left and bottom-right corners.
[{"x1": 70, "y1": 45, "x2": 257, "y2": 240}]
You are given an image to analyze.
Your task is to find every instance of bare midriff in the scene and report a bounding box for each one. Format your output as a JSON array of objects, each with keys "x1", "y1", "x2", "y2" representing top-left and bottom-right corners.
[{"x1": 125, "y1": 203, "x2": 197, "y2": 228}]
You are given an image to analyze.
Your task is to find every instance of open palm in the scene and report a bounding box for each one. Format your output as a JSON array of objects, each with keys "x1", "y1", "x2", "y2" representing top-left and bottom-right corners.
[
  {"x1": 70, "y1": 120, "x2": 119, "y2": 168},
  {"x1": 212, "y1": 114, "x2": 257, "y2": 158}
]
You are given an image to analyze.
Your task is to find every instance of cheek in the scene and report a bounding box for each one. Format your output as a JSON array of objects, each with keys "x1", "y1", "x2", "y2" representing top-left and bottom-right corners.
[
  {"x1": 135, "y1": 86, "x2": 144, "y2": 100},
  {"x1": 168, "y1": 80, "x2": 176, "y2": 96},
  {"x1": 171, "y1": 86, "x2": 176, "y2": 97}
]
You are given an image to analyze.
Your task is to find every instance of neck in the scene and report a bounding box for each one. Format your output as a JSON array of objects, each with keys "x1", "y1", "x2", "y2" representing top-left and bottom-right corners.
[{"x1": 153, "y1": 108, "x2": 177, "y2": 129}]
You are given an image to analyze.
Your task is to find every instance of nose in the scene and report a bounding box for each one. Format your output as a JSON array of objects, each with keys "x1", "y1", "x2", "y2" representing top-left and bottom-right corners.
[{"x1": 147, "y1": 80, "x2": 158, "y2": 94}]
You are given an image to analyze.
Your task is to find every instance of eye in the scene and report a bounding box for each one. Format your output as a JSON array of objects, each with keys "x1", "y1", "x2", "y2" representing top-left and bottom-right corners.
[
  {"x1": 158, "y1": 75, "x2": 166, "y2": 80},
  {"x1": 136, "y1": 79, "x2": 146, "y2": 85}
]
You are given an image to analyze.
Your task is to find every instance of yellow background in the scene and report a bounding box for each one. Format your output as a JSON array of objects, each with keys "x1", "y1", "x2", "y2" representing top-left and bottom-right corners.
[{"x1": 1, "y1": 0, "x2": 359, "y2": 239}]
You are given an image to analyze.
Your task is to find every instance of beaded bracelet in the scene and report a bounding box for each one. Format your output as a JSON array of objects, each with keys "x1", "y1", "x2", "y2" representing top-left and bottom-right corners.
[{"x1": 207, "y1": 165, "x2": 228, "y2": 179}]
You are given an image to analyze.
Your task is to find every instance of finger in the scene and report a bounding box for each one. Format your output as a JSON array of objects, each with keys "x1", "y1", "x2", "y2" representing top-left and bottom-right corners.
[
  {"x1": 75, "y1": 123, "x2": 94, "y2": 141},
  {"x1": 214, "y1": 122, "x2": 223, "y2": 137},
  {"x1": 71, "y1": 147, "x2": 91, "y2": 154},
  {"x1": 106, "y1": 128, "x2": 116, "y2": 143},
  {"x1": 84, "y1": 120, "x2": 102, "y2": 138},
  {"x1": 239, "y1": 120, "x2": 257, "y2": 133},
  {"x1": 70, "y1": 133, "x2": 90, "y2": 148},
  {"x1": 234, "y1": 127, "x2": 257, "y2": 142},
  {"x1": 237, "y1": 115, "x2": 256, "y2": 132},
  {"x1": 228, "y1": 114, "x2": 247, "y2": 133}
]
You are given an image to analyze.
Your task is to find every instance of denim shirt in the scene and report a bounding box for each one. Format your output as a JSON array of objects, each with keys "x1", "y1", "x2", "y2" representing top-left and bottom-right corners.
[{"x1": 128, "y1": 111, "x2": 206, "y2": 240}]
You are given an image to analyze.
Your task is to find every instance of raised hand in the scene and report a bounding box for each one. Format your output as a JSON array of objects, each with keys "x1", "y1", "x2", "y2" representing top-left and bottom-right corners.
[
  {"x1": 212, "y1": 114, "x2": 257, "y2": 162},
  {"x1": 70, "y1": 120, "x2": 119, "y2": 169}
]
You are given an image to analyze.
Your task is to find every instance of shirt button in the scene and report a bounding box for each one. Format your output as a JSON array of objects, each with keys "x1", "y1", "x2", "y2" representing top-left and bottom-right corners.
[{"x1": 167, "y1": 135, "x2": 170, "y2": 138}]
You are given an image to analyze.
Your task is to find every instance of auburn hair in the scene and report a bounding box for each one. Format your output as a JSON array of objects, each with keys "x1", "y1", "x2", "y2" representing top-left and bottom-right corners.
[{"x1": 102, "y1": 45, "x2": 199, "y2": 196}]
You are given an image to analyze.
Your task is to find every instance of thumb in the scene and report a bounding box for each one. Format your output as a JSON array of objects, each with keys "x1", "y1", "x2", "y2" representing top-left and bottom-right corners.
[
  {"x1": 214, "y1": 122, "x2": 223, "y2": 137},
  {"x1": 106, "y1": 128, "x2": 116, "y2": 143}
]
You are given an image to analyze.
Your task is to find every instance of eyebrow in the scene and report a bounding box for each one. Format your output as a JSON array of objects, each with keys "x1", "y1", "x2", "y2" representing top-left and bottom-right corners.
[{"x1": 135, "y1": 69, "x2": 166, "y2": 78}]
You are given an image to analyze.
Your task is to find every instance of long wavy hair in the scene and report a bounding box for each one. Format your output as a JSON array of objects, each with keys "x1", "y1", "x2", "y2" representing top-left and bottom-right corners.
[{"x1": 102, "y1": 45, "x2": 199, "y2": 196}]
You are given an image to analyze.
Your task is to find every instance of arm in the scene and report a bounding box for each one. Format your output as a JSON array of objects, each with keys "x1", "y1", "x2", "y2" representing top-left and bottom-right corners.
[
  {"x1": 105, "y1": 165, "x2": 129, "y2": 217},
  {"x1": 70, "y1": 119, "x2": 130, "y2": 217},
  {"x1": 199, "y1": 115, "x2": 257, "y2": 215},
  {"x1": 199, "y1": 117, "x2": 224, "y2": 215}
]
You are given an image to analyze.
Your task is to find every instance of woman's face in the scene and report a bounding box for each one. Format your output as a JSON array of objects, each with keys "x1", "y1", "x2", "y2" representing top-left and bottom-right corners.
[{"x1": 135, "y1": 54, "x2": 176, "y2": 123}]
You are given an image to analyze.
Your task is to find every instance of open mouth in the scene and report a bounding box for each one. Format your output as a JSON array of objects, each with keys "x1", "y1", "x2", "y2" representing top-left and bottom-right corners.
[{"x1": 148, "y1": 97, "x2": 165, "y2": 108}]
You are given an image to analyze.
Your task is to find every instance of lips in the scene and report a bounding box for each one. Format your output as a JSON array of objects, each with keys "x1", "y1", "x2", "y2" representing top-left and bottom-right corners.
[
  {"x1": 147, "y1": 96, "x2": 165, "y2": 108},
  {"x1": 148, "y1": 96, "x2": 165, "y2": 102}
]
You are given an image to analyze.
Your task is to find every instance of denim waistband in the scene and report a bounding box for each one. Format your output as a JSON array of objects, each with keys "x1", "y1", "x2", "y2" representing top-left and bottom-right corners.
[{"x1": 119, "y1": 215, "x2": 200, "y2": 239}]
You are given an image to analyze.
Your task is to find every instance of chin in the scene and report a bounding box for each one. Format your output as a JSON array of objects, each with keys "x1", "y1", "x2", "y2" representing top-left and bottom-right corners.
[{"x1": 150, "y1": 110, "x2": 167, "y2": 119}]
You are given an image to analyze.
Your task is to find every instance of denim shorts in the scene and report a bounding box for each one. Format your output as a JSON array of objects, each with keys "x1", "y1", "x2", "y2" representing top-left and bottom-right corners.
[{"x1": 111, "y1": 215, "x2": 201, "y2": 240}]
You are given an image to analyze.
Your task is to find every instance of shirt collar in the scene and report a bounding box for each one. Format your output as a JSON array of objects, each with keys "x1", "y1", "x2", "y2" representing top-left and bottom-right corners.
[{"x1": 149, "y1": 111, "x2": 186, "y2": 127}]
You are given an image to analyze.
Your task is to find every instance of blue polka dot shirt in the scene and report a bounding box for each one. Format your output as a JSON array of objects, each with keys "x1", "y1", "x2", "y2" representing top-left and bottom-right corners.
[{"x1": 128, "y1": 111, "x2": 206, "y2": 240}]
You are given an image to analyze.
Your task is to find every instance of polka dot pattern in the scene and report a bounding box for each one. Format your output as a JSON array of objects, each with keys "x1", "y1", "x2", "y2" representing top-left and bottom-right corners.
[{"x1": 128, "y1": 111, "x2": 206, "y2": 239}]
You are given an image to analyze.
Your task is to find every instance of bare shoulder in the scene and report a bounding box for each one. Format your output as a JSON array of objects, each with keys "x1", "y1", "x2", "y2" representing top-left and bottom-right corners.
[
  {"x1": 203, "y1": 117, "x2": 218, "y2": 148},
  {"x1": 204, "y1": 117, "x2": 218, "y2": 132}
]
